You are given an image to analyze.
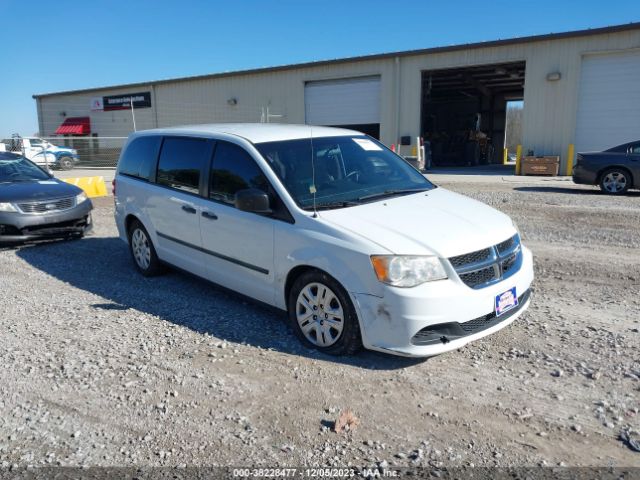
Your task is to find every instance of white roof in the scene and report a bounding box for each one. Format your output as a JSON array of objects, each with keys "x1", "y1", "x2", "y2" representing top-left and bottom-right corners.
[{"x1": 134, "y1": 123, "x2": 360, "y2": 143}]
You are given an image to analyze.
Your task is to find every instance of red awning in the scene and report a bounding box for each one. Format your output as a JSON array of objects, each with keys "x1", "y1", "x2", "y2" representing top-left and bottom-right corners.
[{"x1": 55, "y1": 117, "x2": 91, "y2": 135}]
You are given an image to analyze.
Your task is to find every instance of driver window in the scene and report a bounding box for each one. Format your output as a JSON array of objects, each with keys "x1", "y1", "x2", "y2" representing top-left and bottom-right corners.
[{"x1": 630, "y1": 144, "x2": 640, "y2": 155}]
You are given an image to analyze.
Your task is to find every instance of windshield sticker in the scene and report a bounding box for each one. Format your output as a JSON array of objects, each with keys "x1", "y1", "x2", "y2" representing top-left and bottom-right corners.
[
  {"x1": 38, "y1": 180, "x2": 58, "y2": 184},
  {"x1": 352, "y1": 138, "x2": 383, "y2": 151}
]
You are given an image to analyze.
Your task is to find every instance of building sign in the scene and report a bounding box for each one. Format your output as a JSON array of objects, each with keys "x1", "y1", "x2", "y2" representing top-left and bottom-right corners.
[
  {"x1": 103, "y1": 92, "x2": 151, "y2": 111},
  {"x1": 90, "y1": 97, "x2": 104, "y2": 111}
]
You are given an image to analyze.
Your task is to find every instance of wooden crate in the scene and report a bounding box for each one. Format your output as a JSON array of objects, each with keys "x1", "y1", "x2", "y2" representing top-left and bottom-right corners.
[{"x1": 521, "y1": 156, "x2": 560, "y2": 176}]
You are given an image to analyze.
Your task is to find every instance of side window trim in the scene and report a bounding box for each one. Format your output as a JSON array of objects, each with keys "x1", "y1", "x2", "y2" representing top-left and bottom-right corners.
[
  {"x1": 208, "y1": 140, "x2": 271, "y2": 204},
  {"x1": 154, "y1": 136, "x2": 214, "y2": 197},
  {"x1": 118, "y1": 135, "x2": 162, "y2": 182},
  {"x1": 202, "y1": 139, "x2": 217, "y2": 199},
  {"x1": 207, "y1": 140, "x2": 294, "y2": 223}
]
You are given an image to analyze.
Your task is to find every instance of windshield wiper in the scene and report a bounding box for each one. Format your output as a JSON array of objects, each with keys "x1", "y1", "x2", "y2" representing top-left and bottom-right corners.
[
  {"x1": 302, "y1": 200, "x2": 361, "y2": 211},
  {"x1": 357, "y1": 188, "x2": 430, "y2": 202}
]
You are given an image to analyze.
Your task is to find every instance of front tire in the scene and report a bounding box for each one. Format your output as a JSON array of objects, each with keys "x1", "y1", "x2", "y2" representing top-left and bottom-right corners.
[
  {"x1": 599, "y1": 168, "x2": 631, "y2": 195},
  {"x1": 128, "y1": 220, "x2": 163, "y2": 277},
  {"x1": 58, "y1": 156, "x2": 74, "y2": 170},
  {"x1": 288, "y1": 270, "x2": 362, "y2": 355}
]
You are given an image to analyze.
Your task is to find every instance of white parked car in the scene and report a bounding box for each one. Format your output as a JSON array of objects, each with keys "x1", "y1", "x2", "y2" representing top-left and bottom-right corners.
[
  {"x1": 1, "y1": 137, "x2": 79, "y2": 170},
  {"x1": 114, "y1": 124, "x2": 533, "y2": 357}
]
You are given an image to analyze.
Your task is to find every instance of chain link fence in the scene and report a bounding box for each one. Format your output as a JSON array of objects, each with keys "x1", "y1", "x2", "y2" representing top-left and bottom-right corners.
[{"x1": 1, "y1": 135, "x2": 126, "y2": 170}]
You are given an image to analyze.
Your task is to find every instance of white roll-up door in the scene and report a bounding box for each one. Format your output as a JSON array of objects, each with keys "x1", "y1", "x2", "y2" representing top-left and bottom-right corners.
[
  {"x1": 304, "y1": 76, "x2": 381, "y2": 126},
  {"x1": 575, "y1": 50, "x2": 640, "y2": 152}
]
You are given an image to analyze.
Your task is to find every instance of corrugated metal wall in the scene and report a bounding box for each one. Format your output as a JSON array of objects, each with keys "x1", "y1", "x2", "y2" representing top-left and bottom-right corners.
[
  {"x1": 39, "y1": 85, "x2": 157, "y2": 137},
  {"x1": 37, "y1": 28, "x2": 640, "y2": 172}
]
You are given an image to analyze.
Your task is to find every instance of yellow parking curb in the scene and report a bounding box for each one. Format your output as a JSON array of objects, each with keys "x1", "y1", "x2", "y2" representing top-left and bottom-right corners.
[{"x1": 63, "y1": 176, "x2": 108, "y2": 198}]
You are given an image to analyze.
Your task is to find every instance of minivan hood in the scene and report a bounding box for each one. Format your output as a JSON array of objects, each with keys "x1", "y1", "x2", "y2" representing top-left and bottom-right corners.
[
  {"x1": 0, "y1": 178, "x2": 81, "y2": 203},
  {"x1": 319, "y1": 187, "x2": 516, "y2": 258}
]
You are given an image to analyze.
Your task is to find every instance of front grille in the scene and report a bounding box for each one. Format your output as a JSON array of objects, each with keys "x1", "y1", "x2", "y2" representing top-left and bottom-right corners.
[
  {"x1": 459, "y1": 266, "x2": 497, "y2": 287},
  {"x1": 22, "y1": 216, "x2": 88, "y2": 233},
  {"x1": 449, "y1": 248, "x2": 492, "y2": 268},
  {"x1": 17, "y1": 197, "x2": 75, "y2": 214},
  {"x1": 448, "y1": 234, "x2": 522, "y2": 289},
  {"x1": 496, "y1": 236, "x2": 515, "y2": 254},
  {"x1": 459, "y1": 289, "x2": 531, "y2": 333}
]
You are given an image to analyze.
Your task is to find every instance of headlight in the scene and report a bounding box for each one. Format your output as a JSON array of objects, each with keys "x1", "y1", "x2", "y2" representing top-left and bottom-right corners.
[
  {"x1": 371, "y1": 255, "x2": 447, "y2": 287},
  {"x1": 0, "y1": 202, "x2": 17, "y2": 212},
  {"x1": 75, "y1": 192, "x2": 88, "y2": 205}
]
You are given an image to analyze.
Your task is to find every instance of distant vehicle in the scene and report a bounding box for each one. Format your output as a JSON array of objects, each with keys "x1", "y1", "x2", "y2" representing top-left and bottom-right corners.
[
  {"x1": 0, "y1": 136, "x2": 79, "y2": 170},
  {"x1": 573, "y1": 140, "x2": 640, "y2": 194},
  {"x1": 113, "y1": 124, "x2": 533, "y2": 358},
  {"x1": 0, "y1": 152, "x2": 92, "y2": 243}
]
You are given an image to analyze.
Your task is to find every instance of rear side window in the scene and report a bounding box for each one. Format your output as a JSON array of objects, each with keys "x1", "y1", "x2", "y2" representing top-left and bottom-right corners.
[
  {"x1": 119, "y1": 136, "x2": 161, "y2": 180},
  {"x1": 210, "y1": 141, "x2": 269, "y2": 205},
  {"x1": 156, "y1": 137, "x2": 210, "y2": 194}
]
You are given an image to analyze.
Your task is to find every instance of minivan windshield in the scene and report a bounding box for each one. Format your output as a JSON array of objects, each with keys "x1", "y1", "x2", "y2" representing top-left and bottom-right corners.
[
  {"x1": 0, "y1": 153, "x2": 51, "y2": 183},
  {"x1": 254, "y1": 136, "x2": 434, "y2": 210}
]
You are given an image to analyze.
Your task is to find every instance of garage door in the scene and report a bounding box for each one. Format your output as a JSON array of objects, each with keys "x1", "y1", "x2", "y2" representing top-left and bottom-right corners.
[
  {"x1": 304, "y1": 76, "x2": 381, "y2": 137},
  {"x1": 575, "y1": 50, "x2": 640, "y2": 152}
]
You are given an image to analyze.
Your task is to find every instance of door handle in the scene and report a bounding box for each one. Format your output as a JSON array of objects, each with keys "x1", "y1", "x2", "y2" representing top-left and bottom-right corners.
[
  {"x1": 202, "y1": 211, "x2": 218, "y2": 220},
  {"x1": 181, "y1": 205, "x2": 197, "y2": 214}
]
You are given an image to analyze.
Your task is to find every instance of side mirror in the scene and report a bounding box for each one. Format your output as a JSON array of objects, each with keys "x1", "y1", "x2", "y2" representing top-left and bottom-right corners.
[{"x1": 235, "y1": 188, "x2": 272, "y2": 214}]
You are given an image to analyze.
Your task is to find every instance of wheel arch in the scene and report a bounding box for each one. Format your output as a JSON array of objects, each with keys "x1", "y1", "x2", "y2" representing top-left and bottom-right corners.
[
  {"x1": 597, "y1": 165, "x2": 634, "y2": 187},
  {"x1": 282, "y1": 250, "x2": 381, "y2": 311},
  {"x1": 284, "y1": 265, "x2": 322, "y2": 308},
  {"x1": 124, "y1": 214, "x2": 142, "y2": 237}
]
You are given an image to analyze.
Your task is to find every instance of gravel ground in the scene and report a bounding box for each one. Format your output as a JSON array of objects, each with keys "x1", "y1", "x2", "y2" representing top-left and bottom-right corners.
[{"x1": 0, "y1": 178, "x2": 639, "y2": 472}]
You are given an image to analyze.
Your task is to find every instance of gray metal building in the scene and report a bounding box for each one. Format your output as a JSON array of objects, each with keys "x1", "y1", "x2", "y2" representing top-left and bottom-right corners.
[{"x1": 34, "y1": 23, "x2": 640, "y2": 172}]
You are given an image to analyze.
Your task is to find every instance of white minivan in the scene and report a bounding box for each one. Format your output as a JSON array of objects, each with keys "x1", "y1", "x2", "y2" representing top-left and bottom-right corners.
[{"x1": 114, "y1": 124, "x2": 533, "y2": 357}]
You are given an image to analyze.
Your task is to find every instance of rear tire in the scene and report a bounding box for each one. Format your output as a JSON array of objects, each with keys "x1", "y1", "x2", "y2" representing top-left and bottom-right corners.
[
  {"x1": 59, "y1": 156, "x2": 74, "y2": 170},
  {"x1": 599, "y1": 168, "x2": 630, "y2": 195},
  {"x1": 288, "y1": 270, "x2": 362, "y2": 355},
  {"x1": 128, "y1": 220, "x2": 163, "y2": 277}
]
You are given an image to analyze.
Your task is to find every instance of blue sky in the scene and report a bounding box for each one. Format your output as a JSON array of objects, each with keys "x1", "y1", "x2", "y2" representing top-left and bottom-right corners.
[{"x1": 1, "y1": 0, "x2": 639, "y2": 138}]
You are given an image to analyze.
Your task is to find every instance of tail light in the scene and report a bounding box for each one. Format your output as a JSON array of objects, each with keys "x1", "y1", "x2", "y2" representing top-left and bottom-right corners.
[{"x1": 112, "y1": 179, "x2": 116, "y2": 195}]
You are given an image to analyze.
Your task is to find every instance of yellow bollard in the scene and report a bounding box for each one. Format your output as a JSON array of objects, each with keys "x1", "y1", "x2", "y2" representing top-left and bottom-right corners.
[
  {"x1": 515, "y1": 145, "x2": 523, "y2": 175},
  {"x1": 566, "y1": 144, "x2": 575, "y2": 176},
  {"x1": 63, "y1": 176, "x2": 108, "y2": 198},
  {"x1": 503, "y1": 148, "x2": 509, "y2": 165}
]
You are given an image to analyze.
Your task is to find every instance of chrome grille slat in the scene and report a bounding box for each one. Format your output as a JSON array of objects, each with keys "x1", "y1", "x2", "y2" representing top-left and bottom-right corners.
[
  {"x1": 448, "y1": 234, "x2": 522, "y2": 289},
  {"x1": 449, "y1": 247, "x2": 492, "y2": 268},
  {"x1": 17, "y1": 197, "x2": 76, "y2": 214}
]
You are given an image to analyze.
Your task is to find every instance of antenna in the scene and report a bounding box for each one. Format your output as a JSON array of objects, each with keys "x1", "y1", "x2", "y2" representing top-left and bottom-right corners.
[{"x1": 309, "y1": 126, "x2": 318, "y2": 218}]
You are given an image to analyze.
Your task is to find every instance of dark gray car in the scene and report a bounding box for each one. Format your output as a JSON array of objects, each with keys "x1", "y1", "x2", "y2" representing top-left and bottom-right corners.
[
  {"x1": 0, "y1": 152, "x2": 93, "y2": 244},
  {"x1": 573, "y1": 140, "x2": 640, "y2": 194}
]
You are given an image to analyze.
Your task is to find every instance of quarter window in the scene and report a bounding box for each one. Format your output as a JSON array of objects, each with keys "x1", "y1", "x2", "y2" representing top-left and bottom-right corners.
[
  {"x1": 210, "y1": 141, "x2": 269, "y2": 205},
  {"x1": 119, "y1": 136, "x2": 162, "y2": 181},
  {"x1": 157, "y1": 137, "x2": 210, "y2": 194}
]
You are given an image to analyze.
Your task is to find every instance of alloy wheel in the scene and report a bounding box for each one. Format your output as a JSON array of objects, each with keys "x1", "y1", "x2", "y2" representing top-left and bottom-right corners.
[{"x1": 602, "y1": 172, "x2": 627, "y2": 193}]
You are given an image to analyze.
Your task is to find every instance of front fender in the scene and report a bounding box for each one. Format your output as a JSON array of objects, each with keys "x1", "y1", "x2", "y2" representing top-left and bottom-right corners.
[{"x1": 274, "y1": 228, "x2": 384, "y2": 310}]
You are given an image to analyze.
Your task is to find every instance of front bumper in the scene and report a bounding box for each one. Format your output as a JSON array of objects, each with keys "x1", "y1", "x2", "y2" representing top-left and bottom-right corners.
[
  {"x1": 0, "y1": 200, "x2": 93, "y2": 243},
  {"x1": 351, "y1": 246, "x2": 534, "y2": 357}
]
